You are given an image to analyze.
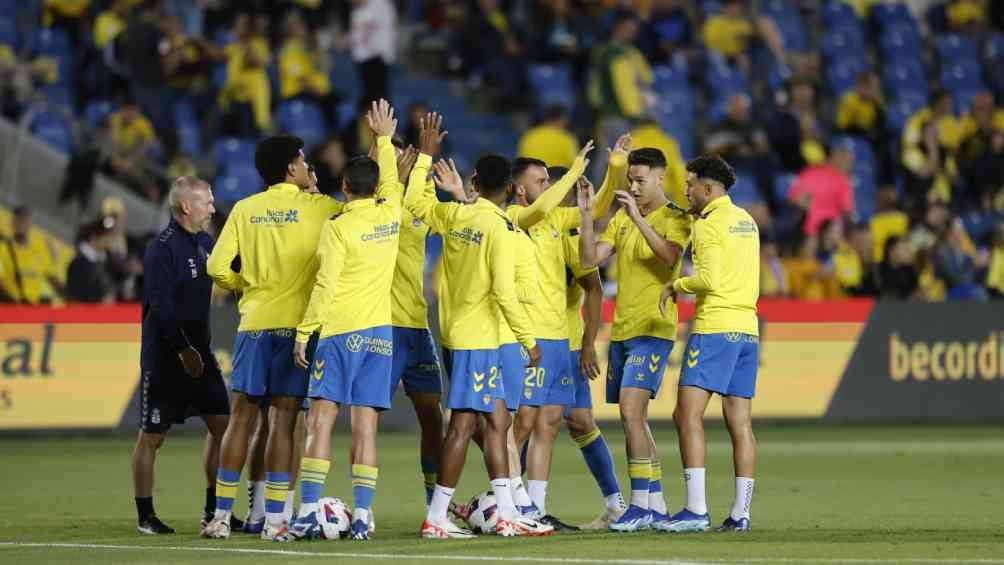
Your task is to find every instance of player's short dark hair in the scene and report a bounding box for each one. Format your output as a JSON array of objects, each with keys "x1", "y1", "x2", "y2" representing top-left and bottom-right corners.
[
  {"x1": 474, "y1": 154, "x2": 512, "y2": 196},
  {"x1": 343, "y1": 156, "x2": 380, "y2": 197},
  {"x1": 628, "y1": 148, "x2": 667, "y2": 170},
  {"x1": 686, "y1": 154, "x2": 737, "y2": 189},
  {"x1": 255, "y1": 135, "x2": 304, "y2": 185},
  {"x1": 512, "y1": 157, "x2": 547, "y2": 183}
]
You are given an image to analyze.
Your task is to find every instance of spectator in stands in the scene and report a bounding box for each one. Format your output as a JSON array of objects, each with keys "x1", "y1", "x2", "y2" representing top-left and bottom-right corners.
[
  {"x1": 43, "y1": 0, "x2": 90, "y2": 46},
  {"x1": 987, "y1": 222, "x2": 1004, "y2": 297},
  {"x1": 818, "y1": 218, "x2": 866, "y2": 296},
  {"x1": 788, "y1": 145, "x2": 855, "y2": 237},
  {"x1": 93, "y1": 0, "x2": 131, "y2": 49},
  {"x1": 701, "y1": 0, "x2": 785, "y2": 72},
  {"x1": 308, "y1": 137, "x2": 348, "y2": 197},
  {"x1": 901, "y1": 90, "x2": 962, "y2": 212},
  {"x1": 837, "y1": 71, "x2": 885, "y2": 144},
  {"x1": 279, "y1": 11, "x2": 339, "y2": 126},
  {"x1": 529, "y1": 0, "x2": 592, "y2": 82},
  {"x1": 66, "y1": 218, "x2": 117, "y2": 304},
  {"x1": 759, "y1": 238, "x2": 787, "y2": 297},
  {"x1": 517, "y1": 104, "x2": 578, "y2": 168},
  {"x1": 120, "y1": 2, "x2": 173, "y2": 136},
  {"x1": 218, "y1": 12, "x2": 272, "y2": 134},
  {"x1": 848, "y1": 222, "x2": 881, "y2": 295},
  {"x1": 946, "y1": 0, "x2": 987, "y2": 34},
  {"x1": 350, "y1": 0, "x2": 397, "y2": 106},
  {"x1": 0, "y1": 207, "x2": 64, "y2": 304},
  {"x1": 640, "y1": 0, "x2": 693, "y2": 64},
  {"x1": 956, "y1": 91, "x2": 1004, "y2": 208},
  {"x1": 879, "y1": 236, "x2": 920, "y2": 300},
  {"x1": 784, "y1": 234, "x2": 841, "y2": 299},
  {"x1": 934, "y1": 217, "x2": 988, "y2": 300},
  {"x1": 629, "y1": 118, "x2": 687, "y2": 205},
  {"x1": 769, "y1": 79, "x2": 828, "y2": 175},
  {"x1": 162, "y1": 15, "x2": 225, "y2": 99},
  {"x1": 105, "y1": 96, "x2": 158, "y2": 189},
  {"x1": 705, "y1": 93, "x2": 770, "y2": 172},
  {"x1": 588, "y1": 10, "x2": 652, "y2": 171},
  {"x1": 870, "y1": 187, "x2": 910, "y2": 263}
]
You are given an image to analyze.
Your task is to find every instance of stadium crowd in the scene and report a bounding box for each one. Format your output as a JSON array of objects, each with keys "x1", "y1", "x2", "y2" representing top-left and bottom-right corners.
[{"x1": 1, "y1": 0, "x2": 1004, "y2": 303}]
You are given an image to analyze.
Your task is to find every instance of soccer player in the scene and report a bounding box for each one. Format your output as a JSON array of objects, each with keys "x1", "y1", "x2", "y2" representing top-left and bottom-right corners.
[
  {"x1": 660, "y1": 155, "x2": 759, "y2": 533},
  {"x1": 133, "y1": 176, "x2": 233, "y2": 534},
  {"x1": 578, "y1": 148, "x2": 693, "y2": 532},
  {"x1": 404, "y1": 120, "x2": 551, "y2": 539},
  {"x1": 202, "y1": 134, "x2": 342, "y2": 540},
  {"x1": 388, "y1": 140, "x2": 446, "y2": 507},
  {"x1": 553, "y1": 169, "x2": 627, "y2": 530},
  {"x1": 278, "y1": 100, "x2": 403, "y2": 541}
]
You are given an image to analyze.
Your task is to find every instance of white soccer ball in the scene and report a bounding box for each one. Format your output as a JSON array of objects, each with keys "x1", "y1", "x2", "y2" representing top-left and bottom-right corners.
[
  {"x1": 465, "y1": 490, "x2": 499, "y2": 534},
  {"x1": 318, "y1": 497, "x2": 352, "y2": 540}
]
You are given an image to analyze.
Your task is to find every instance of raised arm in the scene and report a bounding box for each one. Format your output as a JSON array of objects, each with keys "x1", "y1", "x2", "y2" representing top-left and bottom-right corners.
[
  {"x1": 206, "y1": 208, "x2": 246, "y2": 291},
  {"x1": 367, "y1": 98, "x2": 403, "y2": 203},
  {"x1": 510, "y1": 140, "x2": 594, "y2": 230},
  {"x1": 577, "y1": 180, "x2": 615, "y2": 269},
  {"x1": 592, "y1": 134, "x2": 632, "y2": 219},
  {"x1": 405, "y1": 112, "x2": 453, "y2": 233}
]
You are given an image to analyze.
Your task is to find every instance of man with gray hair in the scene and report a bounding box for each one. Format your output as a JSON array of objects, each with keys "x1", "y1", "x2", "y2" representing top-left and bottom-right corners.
[{"x1": 132, "y1": 176, "x2": 237, "y2": 535}]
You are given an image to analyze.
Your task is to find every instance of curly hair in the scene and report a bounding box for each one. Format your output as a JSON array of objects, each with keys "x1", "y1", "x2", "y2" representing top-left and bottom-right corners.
[{"x1": 685, "y1": 154, "x2": 736, "y2": 189}]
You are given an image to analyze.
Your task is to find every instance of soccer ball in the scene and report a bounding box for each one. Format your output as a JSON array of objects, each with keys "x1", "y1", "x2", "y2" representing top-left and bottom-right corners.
[
  {"x1": 465, "y1": 490, "x2": 499, "y2": 534},
  {"x1": 318, "y1": 497, "x2": 352, "y2": 539}
]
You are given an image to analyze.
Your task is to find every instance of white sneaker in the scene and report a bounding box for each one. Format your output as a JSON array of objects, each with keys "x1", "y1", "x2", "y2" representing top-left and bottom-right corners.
[
  {"x1": 421, "y1": 518, "x2": 477, "y2": 539},
  {"x1": 262, "y1": 521, "x2": 294, "y2": 542},
  {"x1": 579, "y1": 506, "x2": 627, "y2": 530},
  {"x1": 200, "y1": 517, "x2": 231, "y2": 539},
  {"x1": 495, "y1": 516, "x2": 555, "y2": 537}
]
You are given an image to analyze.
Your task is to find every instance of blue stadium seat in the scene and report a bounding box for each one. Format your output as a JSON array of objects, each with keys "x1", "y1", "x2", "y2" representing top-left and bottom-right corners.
[
  {"x1": 0, "y1": 15, "x2": 16, "y2": 46},
  {"x1": 851, "y1": 169, "x2": 878, "y2": 221},
  {"x1": 879, "y1": 24, "x2": 923, "y2": 57},
  {"x1": 935, "y1": 33, "x2": 979, "y2": 61},
  {"x1": 27, "y1": 27, "x2": 70, "y2": 57},
  {"x1": 886, "y1": 94, "x2": 926, "y2": 132},
  {"x1": 528, "y1": 64, "x2": 575, "y2": 112},
  {"x1": 174, "y1": 99, "x2": 202, "y2": 157},
  {"x1": 84, "y1": 99, "x2": 115, "y2": 127},
  {"x1": 826, "y1": 59, "x2": 867, "y2": 97},
  {"x1": 989, "y1": 33, "x2": 1004, "y2": 61},
  {"x1": 952, "y1": 87, "x2": 984, "y2": 114},
  {"x1": 940, "y1": 59, "x2": 985, "y2": 91},
  {"x1": 653, "y1": 64, "x2": 688, "y2": 90},
  {"x1": 871, "y1": 3, "x2": 912, "y2": 28},
  {"x1": 30, "y1": 111, "x2": 73, "y2": 154},
  {"x1": 705, "y1": 61, "x2": 750, "y2": 96},
  {"x1": 773, "y1": 172, "x2": 797, "y2": 203},
  {"x1": 277, "y1": 99, "x2": 328, "y2": 149},
  {"x1": 822, "y1": 2, "x2": 858, "y2": 27},
  {"x1": 834, "y1": 135, "x2": 876, "y2": 171},
  {"x1": 215, "y1": 165, "x2": 264, "y2": 209},
  {"x1": 821, "y1": 25, "x2": 866, "y2": 60},
  {"x1": 882, "y1": 59, "x2": 926, "y2": 96},
  {"x1": 213, "y1": 137, "x2": 257, "y2": 172},
  {"x1": 728, "y1": 172, "x2": 762, "y2": 208}
]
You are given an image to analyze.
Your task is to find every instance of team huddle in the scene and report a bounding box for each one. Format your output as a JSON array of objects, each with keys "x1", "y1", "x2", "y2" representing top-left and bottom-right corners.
[{"x1": 133, "y1": 98, "x2": 761, "y2": 542}]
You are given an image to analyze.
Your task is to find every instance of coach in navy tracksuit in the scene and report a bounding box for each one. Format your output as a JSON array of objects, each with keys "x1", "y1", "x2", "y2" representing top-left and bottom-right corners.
[{"x1": 132, "y1": 176, "x2": 235, "y2": 535}]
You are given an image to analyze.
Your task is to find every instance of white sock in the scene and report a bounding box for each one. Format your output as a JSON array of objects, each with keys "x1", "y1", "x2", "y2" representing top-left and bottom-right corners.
[
  {"x1": 649, "y1": 488, "x2": 667, "y2": 514},
  {"x1": 282, "y1": 490, "x2": 295, "y2": 523},
  {"x1": 630, "y1": 488, "x2": 649, "y2": 509},
  {"x1": 249, "y1": 481, "x2": 266, "y2": 521},
  {"x1": 353, "y1": 507, "x2": 370, "y2": 525},
  {"x1": 684, "y1": 468, "x2": 707, "y2": 515},
  {"x1": 731, "y1": 477, "x2": 754, "y2": 520},
  {"x1": 605, "y1": 492, "x2": 627, "y2": 511},
  {"x1": 512, "y1": 476, "x2": 534, "y2": 508},
  {"x1": 266, "y1": 510, "x2": 285, "y2": 526},
  {"x1": 527, "y1": 479, "x2": 548, "y2": 514},
  {"x1": 427, "y1": 484, "x2": 454, "y2": 522},
  {"x1": 491, "y1": 478, "x2": 517, "y2": 521},
  {"x1": 298, "y1": 501, "x2": 319, "y2": 518},
  {"x1": 212, "y1": 508, "x2": 231, "y2": 521}
]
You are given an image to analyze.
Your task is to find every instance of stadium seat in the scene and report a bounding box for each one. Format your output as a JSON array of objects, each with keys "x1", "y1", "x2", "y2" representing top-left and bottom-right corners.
[
  {"x1": 952, "y1": 88, "x2": 984, "y2": 115},
  {"x1": 174, "y1": 99, "x2": 202, "y2": 157},
  {"x1": 940, "y1": 60, "x2": 985, "y2": 91},
  {"x1": 821, "y1": 26, "x2": 866, "y2": 60},
  {"x1": 277, "y1": 99, "x2": 328, "y2": 150},
  {"x1": 30, "y1": 111, "x2": 73, "y2": 154},
  {"x1": 834, "y1": 135, "x2": 876, "y2": 171},
  {"x1": 213, "y1": 137, "x2": 257, "y2": 173},
  {"x1": 728, "y1": 172, "x2": 762, "y2": 208},
  {"x1": 215, "y1": 164, "x2": 264, "y2": 209},
  {"x1": 826, "y1": 59, "x2": 867, "y2": 97},
  {"x1": 705, "y1": 61, "x2": 750, "y2": 97},
  {"x1": 882, "y1": 59, "x2": 927, "y2": 96},
  {"x1": 773, "y1": 172, "x2": 797, "y2": 203},
  {"x1": 528, "y1": 64, "x2": 576, "y2": 112},
  {"x1": 879, "y1": 24, "x2": 923, "y2": 57},
  {"x1": 935, "y1": 33, "x2": 979, "y2": 61},
  {"x1": 886, "y1": 94, "x2": 926, "y2": 132},
  {"x1": 871, "y1": 3, "x2": 912, "y2": 28},
  {"x1": 0, "y1": 15, "x2": 16, "y2": 46},
  {"x1": 822, "y1": 2, "x2": 858, "y2": 27},
  {"x1": 84, "y1": 99, "x2": 115, "y2": 127},
  {"x1": 988, "y1": 33, "x2": 1004, "y2": 61},
  {"x1": 851, "y1": 169, "x2": 878, "y2": 221}
]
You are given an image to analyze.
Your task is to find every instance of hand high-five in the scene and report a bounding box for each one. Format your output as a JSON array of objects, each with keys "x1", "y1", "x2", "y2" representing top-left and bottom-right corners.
[
  {"x1": 433, "y1": 158, "x2": 470, "y2": 202},
  {"x1": 577, "y1": 174, "x2": 595, "y2": 214},
  {"x1": 397, "y1": 144, "x2": 419, "y2": 181},
  {"x1": 366, "y1": 98, "x2": 398, "y2": 138},
  {"x1": 610, "y1": 133, "x2": 632, "y2": 157},
  {"x1": 576, "y1": 139, "x2": 596, "y2": 167},
  {"x1": 419, "y1": 112, "x2": 448, "y2": 157}
]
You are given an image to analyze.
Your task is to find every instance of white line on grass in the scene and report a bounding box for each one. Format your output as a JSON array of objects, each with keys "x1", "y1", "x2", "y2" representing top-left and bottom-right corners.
[{"x1": 1, "y1": 542, "x2": 1002, "y2": 564}]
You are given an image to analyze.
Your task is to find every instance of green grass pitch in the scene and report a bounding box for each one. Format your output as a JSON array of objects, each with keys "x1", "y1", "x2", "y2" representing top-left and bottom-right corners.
[{"x1": 1, "y1": 425, "x2": 1001, "y2": 564}]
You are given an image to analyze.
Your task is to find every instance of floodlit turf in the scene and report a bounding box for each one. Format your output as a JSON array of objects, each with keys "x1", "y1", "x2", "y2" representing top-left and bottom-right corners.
[{"x1": 1, "y1": 425, "x2": 1001, "y2": 564}]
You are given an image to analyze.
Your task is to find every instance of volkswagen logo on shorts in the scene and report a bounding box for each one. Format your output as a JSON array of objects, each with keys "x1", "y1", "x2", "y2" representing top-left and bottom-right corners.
[
  {"x1": 346, "y1": 333, "x2": 365, "y2": 352},
  {"x1": 520, "y1": 347, "x2": 529, "y2": 361}
]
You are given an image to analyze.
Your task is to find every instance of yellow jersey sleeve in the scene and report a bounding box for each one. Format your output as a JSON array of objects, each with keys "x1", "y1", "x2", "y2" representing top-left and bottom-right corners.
[
  {"x1": 673, "y1": 218, "x2": 722, "y2": 295},
  {"x1": 297, "y1": 220, "x2": 346, "y2": 342},
  {"x1": 593, "y1": 152, "x2": 627, "y2": 219},
  {"x1": 509, "y1": 156, "x2": 587, "y2": 230},
  {"x1": 374, "y1": 135, "x2": 402, "y2": 204},
  {"x1": 405, "y1": 153, "x2": 458, "y2": 235},
  {"x1": 490, "y1": 220, "x2": 537, "y2": 351},
  {"x1": 599, "y1": 209, "x2": 622, "y2": 248},
  {"x1": 207, "y1": 205, "x2": 247, "y2": 291}
]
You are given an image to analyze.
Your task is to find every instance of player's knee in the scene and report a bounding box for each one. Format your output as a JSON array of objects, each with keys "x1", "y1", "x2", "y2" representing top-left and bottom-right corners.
[
  {"x1": 566, "y1": 414, "x2": 592, "y2": 438},
  {"x1": 139, "y1": 431, "x2": 166, "y2": 451}
]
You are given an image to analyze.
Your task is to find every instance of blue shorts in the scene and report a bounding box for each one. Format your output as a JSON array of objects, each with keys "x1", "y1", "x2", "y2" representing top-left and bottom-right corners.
[
  {"x1": 564, "y1": 350, "x2": 592, "y2": 417},
  {"x1": 390, "y1": 327, "x2": 442, "y2": 396},
  {"x1": 232, "y1": 329, "x2": 315, "y2": 398},
  {"x1": 309, "y1": 326, "x2": 394, "y2": 409},
  {"x1": 679, "y1": 332, "x2": 759, "y2": 398},
  {"x1": 443, "y1": 348, "x2": 504, "y2": 413},
  {"x1": 521, "y1": 339, "x2": 573, "y2": 407},
  {"x1": 606, "y1": 336, "x2": 673, "y2": 403},
  {"x1": 498, "y1": 342, "x2": 528, "y2": 411}
]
